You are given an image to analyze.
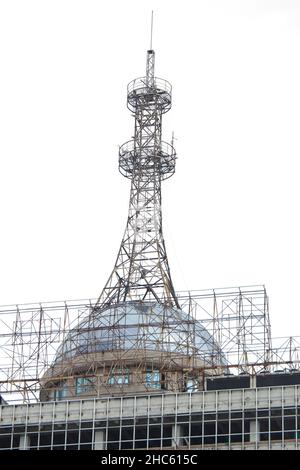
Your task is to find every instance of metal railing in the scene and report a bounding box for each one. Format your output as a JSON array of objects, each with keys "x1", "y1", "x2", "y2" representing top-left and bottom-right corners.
[
  {"x1": 119, "y1": 140, "x2": 176, "y2": 179},
  {"x1": 127, "y1": 76, "x2": 172, "y2": 96}
]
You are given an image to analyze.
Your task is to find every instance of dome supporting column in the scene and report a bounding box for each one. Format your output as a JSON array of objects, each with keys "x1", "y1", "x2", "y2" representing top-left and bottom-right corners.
[
  {"x1": 94, "y1": 429, "x2": 106, "y2": 450},
  {"x1": 172, "y1": 423, "x2": 185, "y2": 448},
  {"x1": 19, "y1": 434, "x2": 30, "y2": 450}
]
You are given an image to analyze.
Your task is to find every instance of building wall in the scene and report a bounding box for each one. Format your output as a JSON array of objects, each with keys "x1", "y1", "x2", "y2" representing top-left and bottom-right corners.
[{"x1": 0, "y1": 386, "x2": 299, "y2": 450}]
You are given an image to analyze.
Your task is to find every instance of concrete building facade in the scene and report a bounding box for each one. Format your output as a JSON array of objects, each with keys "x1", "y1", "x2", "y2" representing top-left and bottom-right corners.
[{"x1": 1, "y1": 384, "x2": 300, "y2": 450}]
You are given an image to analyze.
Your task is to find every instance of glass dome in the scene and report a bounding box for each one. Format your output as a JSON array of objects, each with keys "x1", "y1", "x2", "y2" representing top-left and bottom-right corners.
[{"x1": 54, "y1": 301, "x2": 223, "y2": 364}]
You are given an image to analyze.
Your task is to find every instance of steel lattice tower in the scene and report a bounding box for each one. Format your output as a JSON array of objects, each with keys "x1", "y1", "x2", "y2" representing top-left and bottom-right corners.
[
  {"x1": 95, "y1": 48, "x2": 179, "y2": 309},
  {"x1": 37, "y1": 42, "x2": 226, "y2": 402}
]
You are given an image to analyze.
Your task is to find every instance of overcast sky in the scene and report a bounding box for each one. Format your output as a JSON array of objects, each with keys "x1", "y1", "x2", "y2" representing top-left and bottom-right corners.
[{"x1": 0, "y1": 0, "x2": 300, "y2": 339}]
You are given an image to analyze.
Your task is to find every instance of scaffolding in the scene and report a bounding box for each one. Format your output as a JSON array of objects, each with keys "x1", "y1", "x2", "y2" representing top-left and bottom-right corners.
[{"x1": 0, "y1": 285, "x2": 298, "y2": 405}]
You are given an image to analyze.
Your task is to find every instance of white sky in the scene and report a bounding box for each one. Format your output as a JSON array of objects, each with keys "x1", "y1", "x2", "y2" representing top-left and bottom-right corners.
[{"x1": 0, "y1": 0, "x2": 300, "y2": 339}]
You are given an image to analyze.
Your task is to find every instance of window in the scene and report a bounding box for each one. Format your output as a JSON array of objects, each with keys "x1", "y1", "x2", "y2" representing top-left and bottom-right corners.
[
  {"x1": 75, "y1": 377, "x2": 96, "y2": 395},
  {"x1": 107, "y1": 369, "x2": 130, "y2": 385},
  {"x1": 54, "y1": 382, "x2": 68, "y2": 401},
  {"x1": 185, "y1": 377, "x2": 198, "y2": 392},
  {"x1": 145, "y1": 369, "x2": 161, "y2": 389}
]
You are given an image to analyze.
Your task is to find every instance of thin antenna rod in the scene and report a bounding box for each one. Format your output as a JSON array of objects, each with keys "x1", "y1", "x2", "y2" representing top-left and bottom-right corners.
[{"x1": 150, "y1": 11, "x2": 154, "y2": 50}]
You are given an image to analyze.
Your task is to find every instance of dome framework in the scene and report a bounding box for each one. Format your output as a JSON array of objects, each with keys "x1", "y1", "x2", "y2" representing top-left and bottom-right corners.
[
  {"x1": 40, "y1": 301, "x2": 224, "y2": 400},
  {"x1": 0, "y1": 285, "x2": 275, "y2": 404}
]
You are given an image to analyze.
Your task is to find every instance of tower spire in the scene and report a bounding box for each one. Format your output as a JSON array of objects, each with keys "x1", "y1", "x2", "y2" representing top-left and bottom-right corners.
[
  {"x1": 95, "y1": 46, "x2": 178, "y2": 310},
  {"x1": 150, "y1": 10, "x2": 154, "y2": 50},
  {"x1": 146, "y1": 11, "x2": 155, "y2": 87}
]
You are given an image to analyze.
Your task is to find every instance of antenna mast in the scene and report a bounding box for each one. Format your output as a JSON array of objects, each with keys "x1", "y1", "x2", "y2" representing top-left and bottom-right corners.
[
  {"x1": 150, "y1": 10, "x2": 154, "y2": 50},
  {"x1": 95, "y1": 38, "x2": 178, "y2": 309}
]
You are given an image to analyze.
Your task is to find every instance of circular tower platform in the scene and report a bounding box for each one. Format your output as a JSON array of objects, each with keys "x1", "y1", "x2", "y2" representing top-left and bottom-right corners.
[
  {"x1": 119, "y1": 140, "x2": 176, "y2": 180},
  {"x1": 127, "y1": 77, "x2": 172, "y2": 113}
]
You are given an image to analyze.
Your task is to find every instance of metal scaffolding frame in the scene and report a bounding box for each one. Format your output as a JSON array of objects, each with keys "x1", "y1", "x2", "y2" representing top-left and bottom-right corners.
[{"x1": 0, "y1": 285, "x2": 298, "y2": 404}]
